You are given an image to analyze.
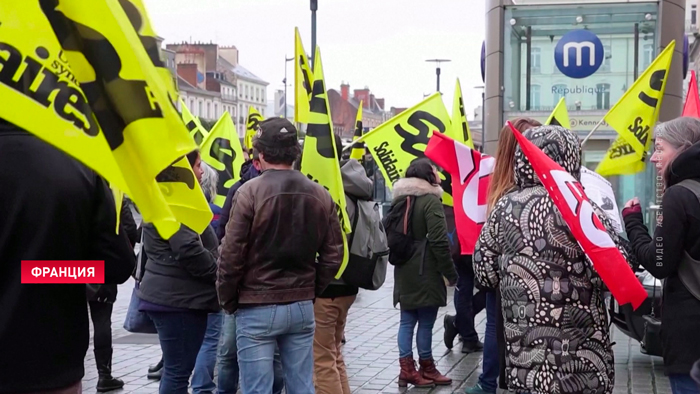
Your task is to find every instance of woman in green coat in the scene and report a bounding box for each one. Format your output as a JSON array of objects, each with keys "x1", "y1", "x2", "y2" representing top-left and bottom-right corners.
[{"x1": 391, "y1": 158, "x2": 459, "y2": 389}]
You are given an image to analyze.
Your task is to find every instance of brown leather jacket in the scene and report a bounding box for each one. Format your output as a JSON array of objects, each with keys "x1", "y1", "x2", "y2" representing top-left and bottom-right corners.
[{"x1": 217, "y1": 169, "x2": 344, "y2": 313}]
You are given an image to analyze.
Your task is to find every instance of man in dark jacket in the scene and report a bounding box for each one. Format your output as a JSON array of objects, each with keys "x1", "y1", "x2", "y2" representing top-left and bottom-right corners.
[
  {"x1": 217, "y1": 118, "x2": 343, "y2": 394},
  {"x1": 0, "y1": 119, "x2": 135, "y2": 394},
  {"x1": 216, "y1": 157, "x2": 261, "y2": 242}
]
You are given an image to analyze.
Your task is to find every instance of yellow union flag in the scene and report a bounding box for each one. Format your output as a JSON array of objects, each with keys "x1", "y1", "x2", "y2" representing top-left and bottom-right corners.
[
  {"x1": 181, "y1": 100, "x2": 209, "y2": 146},
  {"x1": 245, "y1": 106, "x2": 263, "y2": 153},
  {"x1": 300, "y1": 47, "x2": 350, "y2": 278},
  {"x1": 546, "y1": 97, "x2": 571, "y2": 130},
  {"x1": 294, "y1": 27, "x2": 314, "y2": 124},
  {"x1": 597, "y1": 41, "x2": 675, "y2": 176},
  {"x1": 350, "y1": 100, "x2": 365, "y2": 160},
  {"x1": 156, "y1": 156, "x2": 213, "y2": 233},
  {"x1": 352, "y1": 93, "x2": 453, "y2": 206},
  {"x1": 200, "y1": 112, "x2": 245, "y2": 207},
  {"x1": 42, "y1": 0, "x2": 200, "y2": 238},
  {"x1": 0, "y1": 2, "x2": 127, "y2": 192},
  {"x1": 448, "y1": 78, "x2": 474, "y2": 148}
]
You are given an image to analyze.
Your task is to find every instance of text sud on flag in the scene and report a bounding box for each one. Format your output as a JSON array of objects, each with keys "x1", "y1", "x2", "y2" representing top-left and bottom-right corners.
[
  {"x1": 424, "y1": 131, "x2": 494, "y2": 254},
  {"x1": 506, "y1": 121, "x2": 647, "y2": 310}
]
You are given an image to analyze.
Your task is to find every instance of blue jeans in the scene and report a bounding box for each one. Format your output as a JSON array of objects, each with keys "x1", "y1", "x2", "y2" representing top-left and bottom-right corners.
[
  {"x1": 191, "y1": 312, "x2": 223, "y2": 394},
  {"x1": 218, "y1": 313, "x2": 286, "y2": 394},
  {"x1": 147, "y1": 311, "x2": 208, "y2": 394},
  {"x1": 669, "y1": 374, "x2": 700, "y2": 394},
  {"x1": 235, "y1": 301, "x2": 315, "y2": 394},
  {"x1": 454, "y1": 257, "x2": 486, "y2": 343},
  {"x1": 397, "y1": 306, "x2": 439, "y2": 359},
  {"x1": 478, "y1": 291, "x2": 499, "y2": 393}
]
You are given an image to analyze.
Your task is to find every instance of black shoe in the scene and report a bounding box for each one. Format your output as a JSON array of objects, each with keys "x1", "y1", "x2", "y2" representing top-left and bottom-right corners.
[
  {"x1": 341, "y1": 335, "x2": 346, "y2": 344},
  {"x1": 148, "y1": 358, "x2": 163, "y2": 374},
  {"x1": 96, "y1": 376, "x2": 125, "y2": 392},
  {"x1": 462, "y1": 340, "x2": 484, "y2": 354},
  {"x1": 443, "y1": 315, "x2": 459, "y2": 350}
]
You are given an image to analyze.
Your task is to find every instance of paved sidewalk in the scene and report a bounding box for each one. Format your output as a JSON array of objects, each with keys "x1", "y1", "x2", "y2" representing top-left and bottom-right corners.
[{"x1": 85, "y1": 271, "x2": 671, "y2": 394}]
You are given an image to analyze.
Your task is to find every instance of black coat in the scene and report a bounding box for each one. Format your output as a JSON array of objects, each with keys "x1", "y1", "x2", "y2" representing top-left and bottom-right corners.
[
  {"x1": 624, "y1": 141, "x2": 700, "y2": 376},
  {"x1": 0, "y1": 122, "x2": 134, "y2": 393},
  {"x1": 217, "y1": 160, "x2": 260, "y2": 241},
  {"x1": 138, "y1": 223, "x2": 219, "y2": 312}
]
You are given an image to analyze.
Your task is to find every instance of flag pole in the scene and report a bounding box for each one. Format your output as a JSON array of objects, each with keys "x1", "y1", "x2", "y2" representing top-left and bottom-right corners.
[{"x1": 581, "y1": 118, "x2": 606, "y2": 146}]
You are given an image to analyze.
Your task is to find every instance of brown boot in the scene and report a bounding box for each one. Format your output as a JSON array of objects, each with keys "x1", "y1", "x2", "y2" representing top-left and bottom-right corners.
[
  {"x1": 398, "y1": 356, "x2": 435, "y2": 388},
  {"x1": 419, "y1": 357, "x2": 452, "y2": 385}
]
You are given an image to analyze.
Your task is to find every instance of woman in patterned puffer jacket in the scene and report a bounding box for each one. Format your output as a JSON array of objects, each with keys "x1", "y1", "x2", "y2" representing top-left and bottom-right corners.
[{"x1": 474, "y1": 125, "x2": 630, "y2": 394}]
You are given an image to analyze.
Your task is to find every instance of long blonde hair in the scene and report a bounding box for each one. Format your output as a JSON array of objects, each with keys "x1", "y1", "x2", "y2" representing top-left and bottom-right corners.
[{"x1": 486, "y1": 117, "x2": 542, "y2": 214}]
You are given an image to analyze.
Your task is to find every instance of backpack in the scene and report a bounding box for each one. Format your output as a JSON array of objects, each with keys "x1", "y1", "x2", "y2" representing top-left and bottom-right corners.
[
  {"x1": 340, "y1": 196, "x2": 389, "y2": 290},
  {"x1": 382, "y1": 195, "x2": 419, "y2": 266}
]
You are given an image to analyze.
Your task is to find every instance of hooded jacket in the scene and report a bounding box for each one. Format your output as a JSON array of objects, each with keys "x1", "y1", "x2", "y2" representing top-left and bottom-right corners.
[
  {"x1": 474, "y1": 125, "x2": 627, "y2": 394},
  {"x1": 319, "y1": 159, "x2": 373, "y2": 299},
  {"x1": 0, "y1": 122, "x2": 134, "y2": 393},
  {"x1": 391, "y1": 177, "x2": 458, "y2": 310},
  {"x1": 217, "y1": 160, "x2": 260, "y2": 241},
  {"x1": 623, "y1": 139, "x2": 700, "y2": 375}
]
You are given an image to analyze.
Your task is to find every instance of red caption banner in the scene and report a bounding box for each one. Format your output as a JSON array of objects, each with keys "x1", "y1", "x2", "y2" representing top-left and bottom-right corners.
[{"x1": 21, "y1": 261, "x2": 105, "y2": 284}]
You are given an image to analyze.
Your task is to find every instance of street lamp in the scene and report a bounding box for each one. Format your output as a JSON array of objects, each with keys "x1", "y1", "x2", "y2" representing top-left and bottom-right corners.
[
  {"x1": 282, "y1": 56, "x2": 294, "y2": 119},
  {"x1": 474, "y1": 85, "x2": 485, "y2": 153},
  {"x1": 310, "y1": 0, "x2": 318, "y2": 69},
  {"x1": 426, "y1": 59, "x2": 451, "y2": 94}
]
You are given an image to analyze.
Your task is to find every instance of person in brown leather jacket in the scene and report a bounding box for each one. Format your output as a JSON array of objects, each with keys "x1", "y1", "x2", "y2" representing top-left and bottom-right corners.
[{"x1": 217, "y1": 117, "x2": 343, "y2": 394}]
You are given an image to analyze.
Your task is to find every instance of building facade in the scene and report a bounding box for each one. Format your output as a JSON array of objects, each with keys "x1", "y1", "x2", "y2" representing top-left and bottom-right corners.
[
  {"x1": 328, "y1": 84, "x2": 387, "y2": 139},
  {"x1": 484, "y1": 0, "x2": 687, "y2": 223}
]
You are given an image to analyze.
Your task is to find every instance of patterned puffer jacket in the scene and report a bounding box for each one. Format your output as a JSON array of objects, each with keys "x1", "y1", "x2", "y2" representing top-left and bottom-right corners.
[{"x1": 474, "y1": 125, "x2": 630, "y2": 394}]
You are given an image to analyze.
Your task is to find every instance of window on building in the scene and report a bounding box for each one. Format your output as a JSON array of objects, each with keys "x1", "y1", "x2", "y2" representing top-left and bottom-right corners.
[
  {"x1": 214, "y1": 103, "x2": 218, "y2": 118},
  {"x1": 596, "y1": 83, "x2": 611, "y2": 110},
  {"x1": 643, "y1": 44, "x2": 653, "y2": 69},
  {"x1": 553, "y1": 84, "x2": 566, "y2": 106},
  {"x1": 693, "y1": 4, "x2": 697, "y2": 25},
  {"x1": 600, "y1": 45, "x2": 611, "y2": 72},
  {"x1": 245, "y1": 85, "x2": 249, "y2": 99},
  {"x1": 530, "y1": 47, "x2": 541, "y2": 74},
  {"x1": 529, "y1": 85, "x2": 541, "y2": 110},
  {"x1": 198, "y1": 101, "x2": 203, "y2": 117},
  {"x1": 207, "y1": 102, "x2": 211, "y2": 119},
  {"x1": 189, "y1": 99, "x2": 195, "y2": 114}
]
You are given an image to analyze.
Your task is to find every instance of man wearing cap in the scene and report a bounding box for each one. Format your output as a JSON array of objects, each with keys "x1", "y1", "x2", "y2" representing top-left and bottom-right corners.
[{"x1": 217, "y1": 118, "x2": 344, "y2": 394}]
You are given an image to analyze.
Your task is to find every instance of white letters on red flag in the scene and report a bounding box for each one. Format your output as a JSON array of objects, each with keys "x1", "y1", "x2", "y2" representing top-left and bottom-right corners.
[
  {"x1": 507, "y1": 121, "x2": 646, "y2": 310},
  {"x1": 425, "y1": 131, "x2": 495, "y2": 254}
]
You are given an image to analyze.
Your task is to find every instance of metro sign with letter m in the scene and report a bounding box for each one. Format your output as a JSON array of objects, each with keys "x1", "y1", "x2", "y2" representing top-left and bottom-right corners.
[{"x1": 554, "y1": 30, "x2": 604, "y2": 79}]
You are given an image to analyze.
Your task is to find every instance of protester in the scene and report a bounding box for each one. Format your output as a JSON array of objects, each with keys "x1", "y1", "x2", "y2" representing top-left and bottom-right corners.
[
  {"x1": 465, "y1": 117, "x2": 541, "y2": 394},
  {"x1": 85, "y1": 196, "x2": 140, "y2": 392},
  {"x1": 313, "y1": 135, "x2": 366, "y2": 394},
  {"x1": 191, "y1": 163, "x2": 224, "y2": 394},
  {"x1": 475, "y1": 125, "x2": 626, "y2": 394},
  {"x1": 215, "y1": 150, "x2": 285, "y2": 394},
  {"x1": 0, "y1": 118, "x2": 135, "y2": 394},
  {"x1": 391, "y1": 158, "x2": 458, "y2": 389},
  {"x1": 217, "y1": 118, "x2": 343, "y2": 394},
  {"x1": 622, "y1": 117, "x2": 700, "y2": 394},
  {"x1": 137, "y1": 150, "x2": 220, "y2": 394}
]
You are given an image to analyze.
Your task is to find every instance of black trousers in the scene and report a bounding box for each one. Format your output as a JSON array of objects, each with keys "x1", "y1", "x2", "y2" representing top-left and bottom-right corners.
[{"x1": 88, "y1": 301, "x2": 114, "y2": 352}]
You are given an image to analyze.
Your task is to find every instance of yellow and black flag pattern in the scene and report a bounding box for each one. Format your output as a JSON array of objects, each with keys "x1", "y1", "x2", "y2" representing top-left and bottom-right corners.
[
  {"x1": 546, "y1": 97, "x2": 571, "y2": 130},
  {"x1": 294, "y1": 27, "x2": 314, "y2": 124},
  {"x1": 200, "y1": 112, "x2": 245, "y2": 207},
  {"x1": 349, "y1": 101, "x2": 365, "y2": 161},
  {"x1": 245, "y1": 106, "x2": 263, "y2": 153},
  {"x1": 181, "y1": 100, "x2": 209, "y2": 146},
  {"x1": 448, "y1": 78, "x2": 474, "y2": 148}
]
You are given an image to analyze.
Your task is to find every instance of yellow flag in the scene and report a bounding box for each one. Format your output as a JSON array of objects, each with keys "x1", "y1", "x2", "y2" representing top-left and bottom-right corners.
[
  {"x1": 352, "y1": 93, "x2": 454, "y2": 206},
  {"x1": 245, "y1": 106, "x2": 263, "y2": 152},
  {"x1": 597, "y1": 41, "x2": 675, "y2": 176},
  {"x1": 156, "y1": 156, "x2": 213, "y2": 233},
  {"x1": 180, "y1": 100, "x2": 209, "y2": 146},
  {"x1": 294, "y1": 27, "x2": 314, "y2": 124},
  {"x1": 42, "y1": 0, "x2": 200, "y2": 239},
  {"x1": 350, "y1": 101, "x2": 365, "y2": 160},
  {"x1": 0, "y1": 2, "x2": 127, "y2": 192},
  {"x1": 300, "y1": 47, "x2": 350, "y2": 278},
  {"x1": 200, "y1": 112, "x2": 246, "y2": 207},
  {"x1": 448, "y1": 79, "x2": 474, "y2": 148},
  {"x1": 112, "y1": 186, "x2": 124, "y2": 234},
  {"x1": 546, "y1": 97, "x2": 571, "y2": 130}
]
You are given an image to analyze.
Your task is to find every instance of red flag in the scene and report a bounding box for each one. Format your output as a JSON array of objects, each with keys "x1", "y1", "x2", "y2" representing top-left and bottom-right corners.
[
  {"x1": 425, "y1": 131, "x2": 495, "y2": 254},
  {"x1": 683, "y1": 70, "x2": 700, "y2": 118},
  {"x1": 507, "y1": 121, "x2": 646, "y2": 310}
]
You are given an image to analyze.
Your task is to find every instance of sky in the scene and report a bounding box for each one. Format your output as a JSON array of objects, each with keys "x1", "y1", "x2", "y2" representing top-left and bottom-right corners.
[{"x1": 144, "y1": 0, "x2": 486, "y2": 118}]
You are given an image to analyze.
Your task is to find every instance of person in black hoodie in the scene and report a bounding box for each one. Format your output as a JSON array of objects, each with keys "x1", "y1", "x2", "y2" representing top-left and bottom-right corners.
[
  {"x1": 623, "y1": 117, "x2": 700, "y2": 394},
  {"x1": 216, "y1": 156, "x2": 261, "y2": 242},
  {"x1": 0, "y1": 119, "x2": 135, "y2": 394},
  {"x1": 86, "y1": 197, "x2": 140, "y2": 392}
]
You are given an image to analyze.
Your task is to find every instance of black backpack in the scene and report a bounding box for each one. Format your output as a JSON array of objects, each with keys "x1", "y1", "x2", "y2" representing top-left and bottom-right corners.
[{"x1": 382, "y1": 195, "x2": 420, "y2": 266}]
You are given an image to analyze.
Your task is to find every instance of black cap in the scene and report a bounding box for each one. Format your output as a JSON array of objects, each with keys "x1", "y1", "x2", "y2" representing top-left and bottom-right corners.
[{"x1": 253, "y1": 118, "x2": 299, "y2": 149}]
